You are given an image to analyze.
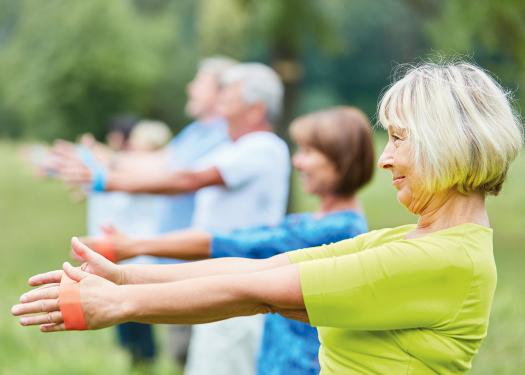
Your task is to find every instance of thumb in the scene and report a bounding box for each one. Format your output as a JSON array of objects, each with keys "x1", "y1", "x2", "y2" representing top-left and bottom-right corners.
[
  {"x1": 101, "y1": 224, "x2": 117, "y2": 236},
  {"x1": 71, "y1": 237, "x2": 107, "y2": 263},
  {"x1": 63, "y1": 261, "x2": 90, "y2": 282}
]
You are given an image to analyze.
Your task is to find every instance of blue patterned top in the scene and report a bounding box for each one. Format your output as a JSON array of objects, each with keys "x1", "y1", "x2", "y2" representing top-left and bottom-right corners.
[{"x1": 211, "y1": 210, "x2": 368, "y2": 375}]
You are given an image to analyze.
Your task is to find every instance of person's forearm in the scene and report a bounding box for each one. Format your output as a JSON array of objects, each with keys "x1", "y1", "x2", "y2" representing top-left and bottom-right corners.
[
  {"x1": 88, "y1": 144, "x2": 115, "y2": 167},
  {"x1": 104, "y1": 168, "x2": 221, "y2": 195},
  {"x1": 109, "y1": 150, "x2": 168, "y2": 172},
  {"x1": 120, "y1": 253, "x2": 291, "y2": 285},
  {"x1": 104, "y1": 170, "x2": 189, "y2": 194},
  {"x1": 129, "y1": 230, "x2": 212, "y2": 260},
  {"x1": 118, "y1": 274, "x2": 268, "y2": 325},
  {"x1": 117, "y1": 262, "x2": 305, "y2": 325}
]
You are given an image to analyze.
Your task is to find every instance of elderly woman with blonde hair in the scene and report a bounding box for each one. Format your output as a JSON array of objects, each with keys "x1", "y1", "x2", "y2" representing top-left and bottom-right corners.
[{"x1": 13, "y1": 62, "x2": 523, "y2": 374}]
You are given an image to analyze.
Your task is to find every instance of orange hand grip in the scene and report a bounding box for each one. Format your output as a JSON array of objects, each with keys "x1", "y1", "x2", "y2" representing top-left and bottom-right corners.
[
  {"x1": 59, "y1": 273, "x2": 87, "y2": 330},
  {"x1": 93, "y1": 238, "x2": 116, "y2": 263}
]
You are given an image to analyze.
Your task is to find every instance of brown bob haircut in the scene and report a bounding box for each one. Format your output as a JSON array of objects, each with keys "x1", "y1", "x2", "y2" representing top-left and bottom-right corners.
[{"x1": 289, "y1": 106, "x2": 375, "y2": 196}]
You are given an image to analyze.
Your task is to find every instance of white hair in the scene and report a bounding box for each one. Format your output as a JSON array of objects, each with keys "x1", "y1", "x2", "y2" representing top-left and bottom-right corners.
[
  {"x1": 129, "y1": 120, "x2": 172, "y2": 151},
  {"x1": 198, "y1": 56, "x2": 238, "y2": 79},
  {"x1": 221, "y1": 62, "x2": 284, "y2": 124},
  {"x1": 378, "y1": 61, "x2": 523, "y2": 195}
]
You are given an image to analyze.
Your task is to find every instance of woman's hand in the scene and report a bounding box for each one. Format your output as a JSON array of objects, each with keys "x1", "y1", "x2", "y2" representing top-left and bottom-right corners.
[
  {"x1": 78, "y1": 225, "x2": 136, "y2": 262},
  {"x1": 11, "y1": 261, "x2": 126, "y2": 331},
  {"x1": 33, "y1": 237, "x2": 124, "y2": 287}
]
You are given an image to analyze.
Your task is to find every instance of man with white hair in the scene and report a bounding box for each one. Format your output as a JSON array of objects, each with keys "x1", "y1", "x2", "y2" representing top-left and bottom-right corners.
[
  {"x1": 180, "y1": 63, "x2": 290, "y2": 375},
  {"x1": 55, "y1": 62, "x2": 291, "y2": 374}
]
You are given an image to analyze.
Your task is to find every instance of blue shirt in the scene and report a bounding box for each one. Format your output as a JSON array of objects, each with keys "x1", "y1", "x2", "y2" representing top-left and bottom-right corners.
[
  {"x1": 158, "y1": 118, "x2": 229, "y2": 233},
  {"x1": 210, "y1": 210, "x2": 368, "y2": 375}
]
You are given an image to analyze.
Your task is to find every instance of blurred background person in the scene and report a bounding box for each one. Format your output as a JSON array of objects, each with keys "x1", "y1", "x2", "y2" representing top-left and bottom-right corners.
[
  {"x1": 82, "y1": 106, "x2": 375, "y2": 375},
  {"x1": 22, "y1": 56, "x2": 239, "y2": 371},
  {"x1": 127, "y1": 120, "x2": 173, "y2": 152},
  {"x1": 54, "y1": 62, "x2": 291, "y2": 375},
  {"x1": 91, "y1": 118, "x2": 172, "y2": 369}
]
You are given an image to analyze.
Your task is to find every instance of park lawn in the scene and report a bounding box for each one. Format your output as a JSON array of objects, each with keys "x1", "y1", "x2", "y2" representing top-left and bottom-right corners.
[
  {"x1": 1, "y1": 136, "x2": 524, "y2": 374},
  {"x1": 0, "y1": 141, "x2": 180, "y2": 375}
]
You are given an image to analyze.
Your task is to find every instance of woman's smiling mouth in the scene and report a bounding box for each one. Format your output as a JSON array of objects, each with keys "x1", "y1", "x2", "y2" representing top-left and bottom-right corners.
[{"x1": 392, "y1": 176, "x2": 406, "y2": 186}]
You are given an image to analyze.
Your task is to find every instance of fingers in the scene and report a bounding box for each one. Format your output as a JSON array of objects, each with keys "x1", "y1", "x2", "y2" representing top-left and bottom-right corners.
[
  {"x1": 41, "y1": 322, "x2": 66, "y2": 332},
  {"x1": 71, "y1": 237, "x2": 107, "y2": 264},
  {"x1": 49, "y1": 145, "x2": 92, "y2": 186},
  {"x1": 20, "y1": 311, "x2": 63, "y2": 326},
  {"x1": 71, "y1": 236, "x2": 89, "y2": 258},
  {"x1": 11, "y1": 299, "x2": 59, "y2": 316},
  {"x1": 51, "y1": 141, "x2": 77, "y2": 160},
  {"x1": 28, "y1": 270, "x2": 63, "y2": 286},
  {"x1": 70, "y1": 248, "x2": 83, "y2": 261},
  {"x1": 57, "y1": 166, "x2": 91, "y2": 185},
  {"x1": 19, "y1": 285, "x2": 59, "y2": 303},
  {"x1": 63, "y1": 261, "x2": 90, "y2": 282},
  {"x1": 29, "y1": 283, "x2": 60, "y2": 294},
  {"x1": 101, "y1": 224, "x2": 117, "y2": 236}
]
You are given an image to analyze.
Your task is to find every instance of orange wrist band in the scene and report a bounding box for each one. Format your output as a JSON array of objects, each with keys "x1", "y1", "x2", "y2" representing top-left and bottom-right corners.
[
  {"x1": 59, "y1": 273, "x2": 87, "y2": 330},
  {"x1": 94, "y1": 238, "x2": 116, "y2": 262}
]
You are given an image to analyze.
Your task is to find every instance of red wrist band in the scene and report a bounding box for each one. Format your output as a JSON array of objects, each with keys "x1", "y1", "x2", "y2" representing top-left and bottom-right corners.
[
  {"x1": 59, "y1": 273, "x2": 87, "y2": 330},
  {"x1": 93, "y1": 238, "x2": 116, "y2": 262}
]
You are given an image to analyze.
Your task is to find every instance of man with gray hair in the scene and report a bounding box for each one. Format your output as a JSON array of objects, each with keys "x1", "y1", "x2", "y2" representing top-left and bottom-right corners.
[
  {"x1": 181, "y1": 63, "x2": 290, "y2": 375},
  {"x1": 54, "y1": 62, "x2": 291, "y2": 374}
]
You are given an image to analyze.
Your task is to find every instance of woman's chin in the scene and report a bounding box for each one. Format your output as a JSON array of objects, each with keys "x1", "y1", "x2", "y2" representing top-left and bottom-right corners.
[
  {"x1": 396, "y1": 192, "x2": 414, "y2": 212},
  {"x1": 300, "y1": 182, "x2": 315, "y2": 194}
]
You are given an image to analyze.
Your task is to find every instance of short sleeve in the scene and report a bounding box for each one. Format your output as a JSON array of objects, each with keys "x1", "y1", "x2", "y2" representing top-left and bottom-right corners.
[
  {"x1": 211, "y1": 225, "x2": 304, "y2": 259},
  {"x1": 287, "y1": 232, "x2": 369, "y2": 263},
  {"x1": 212, "y1": 211, "x2": 369, "y2": 260},
  {"x1": 214, "y1": 133, "x2": 289, "y2": 188},
  {"x1": 299, "y1": 239, "x2": 472, "y2": 330},
  {"x1": 287, "y1": 225, "x2": 415, "y2": 264}
]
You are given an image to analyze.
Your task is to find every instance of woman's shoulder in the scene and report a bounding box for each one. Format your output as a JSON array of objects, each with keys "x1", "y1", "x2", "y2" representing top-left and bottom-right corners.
[
  {"x1": 357, "y1": 224, "x2": 417, "y2": 248},
  {"x1": 408, "y1": 223, "x2": 494, "y2": 258},
  {"x1": 363, "y1": 223, "x2": 492, "y2": 251}
]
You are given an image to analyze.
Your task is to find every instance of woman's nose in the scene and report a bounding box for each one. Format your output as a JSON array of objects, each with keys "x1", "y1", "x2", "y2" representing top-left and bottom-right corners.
[
  {"x1": 292, "y1": 153, "x2": 305, "y2": 170},
  {"x1": 378, "y1": 143, "x2": 394, "y2": 169}
]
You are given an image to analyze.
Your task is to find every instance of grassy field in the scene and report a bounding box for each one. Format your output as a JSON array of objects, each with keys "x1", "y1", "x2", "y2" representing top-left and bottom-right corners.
[{"x1": 1, "y1": 137, "x2": 524, "y2": 374}]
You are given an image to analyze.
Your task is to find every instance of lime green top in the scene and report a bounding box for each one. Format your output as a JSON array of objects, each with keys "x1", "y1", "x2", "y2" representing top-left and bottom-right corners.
[{"x1": 287, "y1": 223, "x2": 495, "y2": 374}]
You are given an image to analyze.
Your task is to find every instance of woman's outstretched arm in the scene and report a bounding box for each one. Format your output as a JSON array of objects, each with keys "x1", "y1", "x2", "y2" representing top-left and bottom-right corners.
[
  {"x1": 28, "y1": 238, "x2": 292, "y2": 287},
  {"x1": 81, "y1": 228, "x2": 213, "y2": 261},
  {"x1": 12, "y1": 257, "x2": 307, "y2": 331},
  {"x1": 121, "y1": 254, "x2": 292, "y2": 285}
]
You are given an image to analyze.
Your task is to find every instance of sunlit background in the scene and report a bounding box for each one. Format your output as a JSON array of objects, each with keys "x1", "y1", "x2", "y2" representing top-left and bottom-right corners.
[{"x1": 1, "y1": 1, "x2": 524, "y2": 374}]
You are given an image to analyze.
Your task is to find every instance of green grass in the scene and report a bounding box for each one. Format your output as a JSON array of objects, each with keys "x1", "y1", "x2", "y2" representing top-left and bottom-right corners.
[
  {"x1": 0, "y1": 141, "x2": 181, "y2": 375},
  {"x1": 1, "y1": 137, "x2": 524, "y2": 374}
]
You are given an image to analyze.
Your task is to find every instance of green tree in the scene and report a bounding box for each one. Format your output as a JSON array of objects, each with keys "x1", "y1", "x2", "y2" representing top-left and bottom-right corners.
[
  {"x1": 0, "y1": 0, "x2": 176, "y2": 140},
  {"x1": 410, "y1": 0, "x2": 525, "y2": 112}
]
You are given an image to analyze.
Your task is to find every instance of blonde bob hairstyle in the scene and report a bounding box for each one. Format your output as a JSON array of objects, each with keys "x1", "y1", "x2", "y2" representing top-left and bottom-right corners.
[{"x1": 378, "y1": 62, "x2": 523, "y2": 195}]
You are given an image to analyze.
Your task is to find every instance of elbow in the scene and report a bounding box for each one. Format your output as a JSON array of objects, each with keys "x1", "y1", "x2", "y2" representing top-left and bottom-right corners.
[
  {"x1": 253, "y1": 303, "x2": 279, "y2": 315},
  {"x1": 250, "y1": 302, "x2": 310, "y2": 324}
]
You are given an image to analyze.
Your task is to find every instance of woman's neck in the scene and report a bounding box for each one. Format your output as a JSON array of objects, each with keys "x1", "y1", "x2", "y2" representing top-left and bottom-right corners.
[
  {"x1": 318, "y1": 193, "x2": 361, "y2": 215},
  {"x1": 411, "y1": 190, "x2": 489, "y2": 238}
]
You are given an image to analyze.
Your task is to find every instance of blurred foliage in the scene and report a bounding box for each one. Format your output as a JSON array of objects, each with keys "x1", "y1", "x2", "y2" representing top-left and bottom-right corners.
[
  {"x1": 0, "y1": 0, "x2": 523, "y2": 141},
  {"x1": 423, "y1": 0, "x2": 525, "y2": 110},
  {"x1": 0, "y1": 0, "x2": 178, "y2": 140}
]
